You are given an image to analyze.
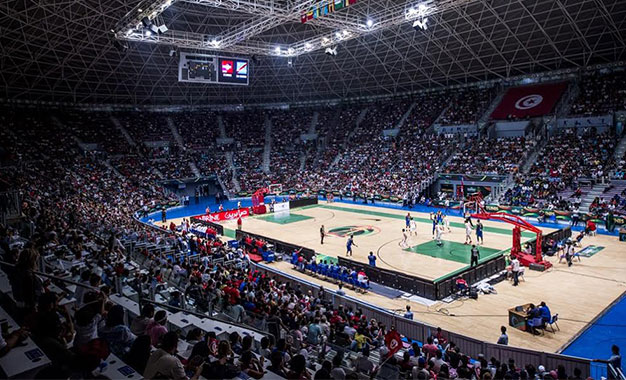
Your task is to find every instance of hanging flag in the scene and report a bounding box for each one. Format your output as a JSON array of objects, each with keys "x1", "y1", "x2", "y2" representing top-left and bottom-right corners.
[
  {"x1": 321, "y1": 1, "x2": 329, "y2": 15},
  {"x1": 490, "y1": 82, "x2": 568, "y2": 120},
  {"x1": 301, "y1": 0, "x2": 358, "y2": 24}
]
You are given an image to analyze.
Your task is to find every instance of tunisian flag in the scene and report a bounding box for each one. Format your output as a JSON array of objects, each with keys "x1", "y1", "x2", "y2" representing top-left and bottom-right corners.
[
  {"x1": 384, "y1": 329, "x2": 403, "y2": 356},
  {"x1": 490, "y1": 82, "x2": 567, "y2": 120}
]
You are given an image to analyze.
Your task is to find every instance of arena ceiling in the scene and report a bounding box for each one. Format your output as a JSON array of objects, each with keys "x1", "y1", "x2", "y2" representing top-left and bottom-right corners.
[{"x1": 1, "y1": 0, "x2": 625, "y2": 105}]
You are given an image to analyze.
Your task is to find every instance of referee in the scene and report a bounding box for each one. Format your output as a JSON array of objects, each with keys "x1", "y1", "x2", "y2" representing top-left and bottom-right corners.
[{"x1": 470, "y1": 244, "x2": 480, "y2": 267}]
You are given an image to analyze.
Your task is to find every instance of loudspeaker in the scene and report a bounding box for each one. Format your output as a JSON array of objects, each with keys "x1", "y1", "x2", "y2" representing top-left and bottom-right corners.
[
  {"x1": 469, "y1": 288, "x2": 478, "y2": 299},
  {"x1": 148, "y1": 24, "x2": 159, "y2": 35},
  {"x1": 529, "y1": 263, "x2": 546, "y2": 272}
]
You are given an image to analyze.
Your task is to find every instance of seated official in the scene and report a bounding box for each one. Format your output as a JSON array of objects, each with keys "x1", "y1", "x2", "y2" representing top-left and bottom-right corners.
[
  {"x1": 539, "y1": 301, "x2": 551, "y2": 323},
  {"x1": 526, "y1": 303, "x2": 544, "y2": 334}
]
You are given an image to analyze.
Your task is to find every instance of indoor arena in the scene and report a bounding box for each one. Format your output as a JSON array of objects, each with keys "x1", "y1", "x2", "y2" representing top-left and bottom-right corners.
[{"x1": 1, "y1": 0, "x2": 626, "y2": 379}]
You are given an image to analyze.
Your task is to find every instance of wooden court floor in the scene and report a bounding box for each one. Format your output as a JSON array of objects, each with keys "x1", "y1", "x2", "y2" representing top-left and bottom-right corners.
[
  {"x1": 163, "y1": 202, "x2": 626, "y2": 352},
  {"x1": 222, "y1": 202, "x2": 555, "y2": 280}
]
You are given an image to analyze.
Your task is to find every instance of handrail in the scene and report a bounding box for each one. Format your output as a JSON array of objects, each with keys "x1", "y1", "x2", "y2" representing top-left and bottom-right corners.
[
  {"x1": 0, "y1": 259, "x2": 100, "y2": 292},
  {"x1": 137, "y1": 298, "x2": 269, "y2": 338},
  {"x1": 609, "y1": 363, "x2": 626, "y2": 380}
]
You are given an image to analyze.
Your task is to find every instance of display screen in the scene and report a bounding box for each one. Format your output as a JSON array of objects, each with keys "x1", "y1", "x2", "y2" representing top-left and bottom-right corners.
[
  {"x1": 179, "y1": 53, "x2": 218, "y2": 83},
  {"x1": 218, "y1": 57, "x2": 249, "y2": 85},
  {"x1": 179, "y1": 53, "x2": 249, "y2": 85},
  {"x1": 188, "y1": 60, "x2": 216, "y2": 81}
]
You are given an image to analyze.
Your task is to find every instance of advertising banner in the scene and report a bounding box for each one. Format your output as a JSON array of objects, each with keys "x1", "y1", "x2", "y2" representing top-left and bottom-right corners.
[
  {"x1": 274, "y1": 202, "x2": 289, "y2": 212},
  {"x1": 193, "y1": 208, "x2": 250, "y2": 223}
]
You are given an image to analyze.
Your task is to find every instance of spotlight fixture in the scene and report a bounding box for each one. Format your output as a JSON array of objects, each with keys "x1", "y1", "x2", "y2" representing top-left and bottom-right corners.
[
  {"x1": 145, "y1": 30, "x2": 152, "y2": 37},
  {"x1": 325, "y1": 46, "x2": 337, "y2": 56},
  {"x1": 275, "y1": 46, "x2": 281, "y2": 54},
  {"x1": 113, "y1": 39, "x2": 128, "y2": 52},
  {"x1": 412, "y1": 18, "x2": 428, "y2": 30},
  {"x1": 158, "y1": 25, "x2": 168, "y2": 34},
  {"x1": 366, "y1": 19, "x2": 374, "y2": 27}
]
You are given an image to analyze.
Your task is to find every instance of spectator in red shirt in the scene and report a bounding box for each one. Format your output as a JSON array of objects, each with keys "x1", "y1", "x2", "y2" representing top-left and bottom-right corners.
[{"x1": 422, "y1": 336, "x2": 439, "y2": 360}]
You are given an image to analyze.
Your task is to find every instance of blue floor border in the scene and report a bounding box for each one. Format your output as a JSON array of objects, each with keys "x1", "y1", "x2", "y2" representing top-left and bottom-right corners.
[{"x1": 141, "y1": 195, "x2": 620, "y2": 237}]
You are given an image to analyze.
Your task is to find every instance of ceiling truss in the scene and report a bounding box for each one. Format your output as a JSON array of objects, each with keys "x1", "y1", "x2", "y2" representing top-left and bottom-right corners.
[{"x1": 0, "y1": 0, "x2": 624, "y2": 105}]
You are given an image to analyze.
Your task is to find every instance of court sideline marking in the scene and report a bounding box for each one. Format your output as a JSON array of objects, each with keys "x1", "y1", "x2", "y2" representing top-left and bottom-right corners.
[{"x1": 319, "y1": 204, "x2": 535, "y2": 238}]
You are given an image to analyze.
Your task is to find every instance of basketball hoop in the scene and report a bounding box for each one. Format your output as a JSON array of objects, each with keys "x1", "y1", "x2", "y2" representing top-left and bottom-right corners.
[{"x1": 268, "y1": 183, "x2": 283, "y2": 195}]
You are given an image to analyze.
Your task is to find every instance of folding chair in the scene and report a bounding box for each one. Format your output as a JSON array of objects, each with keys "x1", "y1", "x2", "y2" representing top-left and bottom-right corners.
[{"x1": 547, "y1": 314, "x2": 560, "y2": 333}]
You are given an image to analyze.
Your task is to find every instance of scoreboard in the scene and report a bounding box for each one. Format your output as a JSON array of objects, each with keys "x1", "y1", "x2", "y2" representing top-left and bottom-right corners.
[
  {"x1": 178, "y1": 52, "x2": 249, "y2": 85},
  {"x1": 218, "y1": 57, "x2": 249, "y2": 85}
]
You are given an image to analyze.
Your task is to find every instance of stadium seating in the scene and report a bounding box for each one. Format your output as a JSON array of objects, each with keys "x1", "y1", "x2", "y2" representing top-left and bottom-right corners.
[{"x1": 0, "y1": 101, "x2": 614, "y2": 379}]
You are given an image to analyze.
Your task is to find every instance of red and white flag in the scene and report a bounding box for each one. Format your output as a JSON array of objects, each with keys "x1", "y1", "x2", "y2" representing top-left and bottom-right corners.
[
  {"x1": 490, "y1": 82, "x2": 567, "y2": 119},
  {"x1": 384, "y1": 329, "x2": 403, "y2": 356}
]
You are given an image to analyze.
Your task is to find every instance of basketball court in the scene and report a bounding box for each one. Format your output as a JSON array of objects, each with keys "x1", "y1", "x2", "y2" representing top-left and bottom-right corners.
[{"x1": 221, "y1": 202, "x2": 553, "y2": 281}]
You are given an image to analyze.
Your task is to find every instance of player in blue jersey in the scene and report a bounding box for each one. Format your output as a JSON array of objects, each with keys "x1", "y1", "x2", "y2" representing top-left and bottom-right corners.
[
  {"x1": 476, "y1": 220, "x2": 484, "y2": 245},
  {"x1": 346, "y1": 235, "x2": 357, "y2": 256}
]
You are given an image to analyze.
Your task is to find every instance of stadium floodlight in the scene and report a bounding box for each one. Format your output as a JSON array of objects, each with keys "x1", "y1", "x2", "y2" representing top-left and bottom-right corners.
[
  {"x1": 287, "y1": 48, "x2": 295, "y2": 55},
  {"x1": 211, "y1": 39, "x2": 220, "y2": 47},
  {"x1": 158, "y1": 25, "x2": 168, "y2": 34},
  {"x1": 304, "y1": 43, "x2": 313, "y2": 50},
  {"x1": 275, "y1": 46, "x2": 281, "y2": 54},
  {"x1": 366, "y1": 19, "x2": 374, "y2": 28},
  {"x1": 412, "y1": 18, "x2": 428, "y2": 30},
  {"x1": 335, "y1": 32, "x2": 342, "y2": 39},
  {"x1": 325, "y1": 46, "x2": 337, "y2": 56},
  {"x1": 406, "y1": 2, "x2": 432, "y2": 21},
  {"x1": 145, "y1": 29, "x2": 153, "y2": 37}
]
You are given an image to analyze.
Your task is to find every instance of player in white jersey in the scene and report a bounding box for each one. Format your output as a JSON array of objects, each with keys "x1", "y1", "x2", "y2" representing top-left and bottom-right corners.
[
  {"x1": 409, "y1": 217, "x2": 417, "y2": 236},
  {"x1": 464, "y1": 221, "x2": 473, "y2": 245},
  {"x1": 435, "y1": 223, "x2": 444, "y2": 246},
  {"x1": 443, "y1": 214, "x2": 451, "y2": 232},
  {"x1": 400, "y1": 229, "x2": 409, "y2": 248}
]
